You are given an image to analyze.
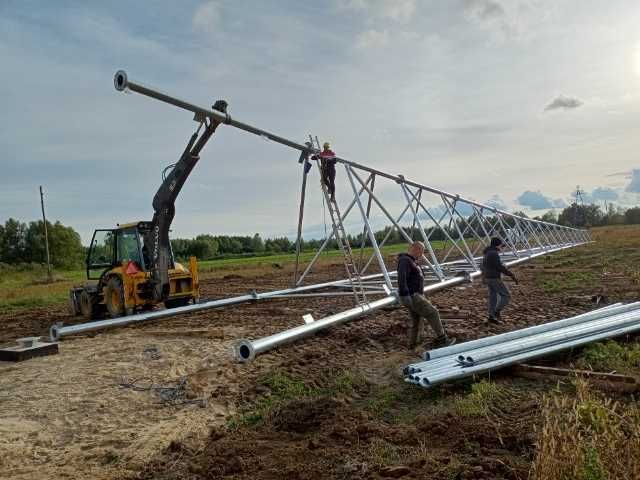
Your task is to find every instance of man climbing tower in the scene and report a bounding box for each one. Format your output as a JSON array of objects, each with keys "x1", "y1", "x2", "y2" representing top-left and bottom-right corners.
[{"x1": 313, "y1": 142, "x2": 337, "y2": 201}]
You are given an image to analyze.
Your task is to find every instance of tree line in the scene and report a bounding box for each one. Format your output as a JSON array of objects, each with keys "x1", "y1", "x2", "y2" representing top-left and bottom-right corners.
[
  {"x1": 537, "y1": 204, "x2": 640, "y2": 228},
  {"x1": 2, "y1": 203, "x2": 639, "y2": 268},
  {"x1": 0, "y1": 218, "x2": 84, "y2": 269}
]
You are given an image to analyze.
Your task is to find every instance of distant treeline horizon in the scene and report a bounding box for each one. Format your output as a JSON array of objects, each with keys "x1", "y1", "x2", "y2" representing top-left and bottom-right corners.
[{"x1": 1, "y1": 203, "x2": 639, "y2": 269}]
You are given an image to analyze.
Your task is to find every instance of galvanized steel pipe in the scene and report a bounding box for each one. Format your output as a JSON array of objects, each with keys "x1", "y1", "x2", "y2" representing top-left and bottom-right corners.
[
  {"x1": 458, "y1": 309, "x2": 640, "y2": 366},
  {"x1": 421, "y1": 302, "x2": 632, "y2": 361},
  {"x1": 413, "y1": 311, "x2": 640, "y2": 387},
  {"x1": 233, "y1": 243, "x2": 587, "y2": 361}
]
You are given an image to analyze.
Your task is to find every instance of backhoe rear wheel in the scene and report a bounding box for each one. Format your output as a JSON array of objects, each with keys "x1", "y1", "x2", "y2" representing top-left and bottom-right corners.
[{"x1": 105, "y1": 276, "x2": 125, "y2": 318}]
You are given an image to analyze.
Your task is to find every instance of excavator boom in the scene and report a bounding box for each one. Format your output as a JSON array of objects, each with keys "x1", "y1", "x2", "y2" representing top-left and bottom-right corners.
[{"x1": 143, "y1": 100, "x2": 228, "y2": 302}]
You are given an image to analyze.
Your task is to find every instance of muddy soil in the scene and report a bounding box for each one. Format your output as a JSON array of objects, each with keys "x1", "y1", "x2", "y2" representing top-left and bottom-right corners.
[
  {"x1": 1, "y1": 230, "x2": 638, "y2": 480},
  {"x1": 134, "y1": 392, "x2": 541, "y2": 480}
]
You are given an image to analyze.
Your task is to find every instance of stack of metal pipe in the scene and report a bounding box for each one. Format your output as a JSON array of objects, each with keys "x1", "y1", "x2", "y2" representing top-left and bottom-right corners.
[{"x1": 404, "y1": 302, "x2": 640, "y2": 388}]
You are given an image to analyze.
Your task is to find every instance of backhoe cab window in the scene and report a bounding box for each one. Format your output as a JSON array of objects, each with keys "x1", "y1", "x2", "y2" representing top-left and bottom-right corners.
[
  {"x1": 117, "y1": 229, "x2": 143, "y2": 267},
  {"x1": 88, "y1": 230, "x2": 115, "y2": 279}
]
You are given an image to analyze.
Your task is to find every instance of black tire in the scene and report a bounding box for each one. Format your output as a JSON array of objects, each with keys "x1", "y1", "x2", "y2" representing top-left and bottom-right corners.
[
  {"x1": 105, "y1": 276, "x2": 125, "y2": 318},
  {"x1": 79, "y1": 290, "x2": 98, "y2": 319},
  {"x1": 69, "y1": 290, "x2": 80, "y2": 316},
  {"x1": 164, "y1": 297, "x2": 191, "y2": 309}
]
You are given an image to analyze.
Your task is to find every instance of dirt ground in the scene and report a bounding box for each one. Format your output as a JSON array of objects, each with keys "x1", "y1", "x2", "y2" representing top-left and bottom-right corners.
[{"x1": 1, "y1": 226, "x2": 639, "y2": 480}]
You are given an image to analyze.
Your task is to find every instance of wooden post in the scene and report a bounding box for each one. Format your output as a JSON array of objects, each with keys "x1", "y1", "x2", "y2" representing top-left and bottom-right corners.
[{"x1": 39, "y1": 186, "x2": 52, "y2": 281}]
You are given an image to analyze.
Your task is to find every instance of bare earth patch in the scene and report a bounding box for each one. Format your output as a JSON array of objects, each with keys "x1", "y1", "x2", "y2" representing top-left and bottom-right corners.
[{"x1": 1, "y1": 226, "x2": 639, "y2": 479}]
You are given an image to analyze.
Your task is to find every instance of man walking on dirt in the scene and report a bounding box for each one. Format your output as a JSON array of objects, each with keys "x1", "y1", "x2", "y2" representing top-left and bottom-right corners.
[
  {"x1": 482, "y1": 237, "x2": 518, "y2": 324},
  {"x1": 397, "y1": 241, "x2": 456, "y2": 349},
  {"x1": 312, "y1": 142, "x2": 337, "y2": 201}
]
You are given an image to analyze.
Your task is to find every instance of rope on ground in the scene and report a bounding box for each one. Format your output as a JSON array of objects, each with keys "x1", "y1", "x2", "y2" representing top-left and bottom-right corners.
[{"x1": 117, "y1": 376, "x2": 207, "y2": 408}]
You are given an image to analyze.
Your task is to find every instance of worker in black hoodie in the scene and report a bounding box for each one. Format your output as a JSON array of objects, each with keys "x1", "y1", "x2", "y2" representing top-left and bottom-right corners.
[
  {"x1": 397, "y1": 241, "x2": 456, "y2": 348},
  {"x1": 482, "y1": 237, "x2": 518, "y2": 323}
]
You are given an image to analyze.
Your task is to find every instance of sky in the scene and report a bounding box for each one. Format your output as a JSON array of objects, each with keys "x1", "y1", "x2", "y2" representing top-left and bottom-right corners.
[{"x1": 1, "y1": 0, "x2": 640, "y2": 243}]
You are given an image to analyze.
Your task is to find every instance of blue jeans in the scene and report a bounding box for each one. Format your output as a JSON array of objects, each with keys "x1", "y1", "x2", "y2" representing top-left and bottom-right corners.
[{"x1": 485, "y1": 278, "x2": 510, "y2": 317}]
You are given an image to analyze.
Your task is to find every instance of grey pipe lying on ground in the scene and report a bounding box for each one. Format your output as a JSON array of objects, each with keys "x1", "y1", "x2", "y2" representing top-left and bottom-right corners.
[
  {"x1": 458, "y1": 309, "x2": 640, "y2": 366},
  {"x1": 410, "y1": 309, "x2": 640, "y2": 387},
  {"x1": 49, "y1": 244, "x2": 579, "y2": 341},
  {"x1": 405, "y1": 302, "x2": 628, "y2": 373},
  {"x1": 49, "y1": 269, "x2": 407, "y2": 341},
  {"x1": 420, "y1": 302, "x2": 632, "y2": 361},
  {"x1": 232, "y1": 243, "x2": 587, "y2": 362}
]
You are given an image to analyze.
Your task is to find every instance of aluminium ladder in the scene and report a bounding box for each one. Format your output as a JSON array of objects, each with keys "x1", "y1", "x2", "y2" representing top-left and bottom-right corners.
[{"x1": 312, "y1": 136, "x2": 368, "y2": 305}]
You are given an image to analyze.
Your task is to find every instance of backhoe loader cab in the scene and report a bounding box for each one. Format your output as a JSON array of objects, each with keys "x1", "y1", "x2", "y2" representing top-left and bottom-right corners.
[{"x1": 69, "y1": 222, "x2": 199, "y2": 319}]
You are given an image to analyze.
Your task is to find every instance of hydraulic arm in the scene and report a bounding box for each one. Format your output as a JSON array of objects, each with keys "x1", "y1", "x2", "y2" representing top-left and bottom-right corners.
[{"x1": 137, "y1": 92, "x2": 228, "y2": 301}]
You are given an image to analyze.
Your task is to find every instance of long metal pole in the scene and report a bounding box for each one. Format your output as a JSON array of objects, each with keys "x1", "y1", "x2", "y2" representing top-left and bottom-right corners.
[
  {"x1": 52, "y1": 238, "x2": 587, "y2": 342},
  {"x1": 39, "y1": 186, "x2": 52, "y2": 281},
  {"x1": 292, "y1": 152, "x2": 310, "y2": 286},
  {"x1": 417, "y1": 301, "x2": 637, "y2": 363},
  {"x1": 462, "y1": 310, "x2": 640, "y2": 366},
  {"x1": 344, "y1": 165, "x2": 393, "y2": 291},
  {"x1": 233, "y1": 241, "x2": 585, "y2": 362},
  {"x1": 404, "y1": 187, "x2": 469, "y2": 271},
  {"x1": 357, "y1": 174, "x2": 376, "y2": 271},
  {"x1": 399, "y1": 183, "x2": 444, "y2": 280},
  {"x1": 411, "y1": 189, "x2": 422, "y2": 240},
  {"x1": 411, "y1": 310, "x2": 640, "y2": 387},
  {"x1": 113, "y1": 70, "x2": 589, "y2": 235}
]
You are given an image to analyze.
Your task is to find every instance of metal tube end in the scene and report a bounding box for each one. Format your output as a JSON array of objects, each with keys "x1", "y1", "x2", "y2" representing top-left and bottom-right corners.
[
  {"x1": 233, "y1": 340, "x2": 255, "y2": 362},
  {"x1": 114, "y1": 70, "x2": 128, "y2": 91},
  {"x1": 49, "y1": 323, "x2": 61, "y2": 342}
]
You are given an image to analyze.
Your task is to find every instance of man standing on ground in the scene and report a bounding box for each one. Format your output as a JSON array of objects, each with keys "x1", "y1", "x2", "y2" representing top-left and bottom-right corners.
[
  {"x1": 397, "y1": 241, "x2": 456, "y2": 348},
  {"x1": 312, "y1": 142, "x2": 337, "y2": 201},
  {"x1": 482, "y1": 237, "x2": 518, "y2": 324}
]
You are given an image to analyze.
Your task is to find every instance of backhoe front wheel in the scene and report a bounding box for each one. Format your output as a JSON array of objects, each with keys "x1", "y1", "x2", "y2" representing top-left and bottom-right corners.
[
  {"x1": 105, "y1": 277, "x2": 125, "y2": 318},
  {"x1": 79, "y1": 290, "x2": 99, "y2": 318}
]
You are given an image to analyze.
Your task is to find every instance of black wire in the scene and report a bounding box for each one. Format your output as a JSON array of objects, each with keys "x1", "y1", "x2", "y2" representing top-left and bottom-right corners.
[{"x1": 118, "y1": 376, "x2": 205, "y2": 407}]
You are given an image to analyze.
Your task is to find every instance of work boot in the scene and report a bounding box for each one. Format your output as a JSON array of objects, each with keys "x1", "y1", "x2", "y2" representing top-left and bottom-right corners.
[
  {"x1": 433, "y1": 335, "x2": 456, "y2": 348},
  {"x1": 495, "y1": 309, "x2": 502, "y2": 320},
  {"x1": 487, "y1": 316, "x2": 502, "y2": 325}
]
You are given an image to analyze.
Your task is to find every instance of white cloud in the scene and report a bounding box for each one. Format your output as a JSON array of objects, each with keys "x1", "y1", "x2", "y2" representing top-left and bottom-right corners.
[
  {"x1": 355, "y1": 29, "x2": 390, "y2": 49},
  {"x1": 517, "y1": 190, "x2": 567, "y2": 210},
  {"x1": 192, "y1": 1, "x2": 221, "y2": 35},
  {"x1": 2, "y1": 1, "x2": 640, "y2": 244},
  {"x1": 464, "y1": 0, "x2": 505, "y2": 21},
  {"x1": 463, "y1": 0, "x2": 556, "y2": 42},
  {"x1": 626, "y1": 169, "x2": 640, "y2": 193},
  {"x1": 379, "y1": 0, "x2": 416, "y2": 23},
  {"x1": 485, "y1": 194, "x2": 507, "y2": 210},
  {"x1": 335, "y1": 0, "x2": 416, "y2": 24}
]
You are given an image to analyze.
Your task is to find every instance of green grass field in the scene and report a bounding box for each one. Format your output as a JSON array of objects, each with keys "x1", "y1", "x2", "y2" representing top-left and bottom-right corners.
[
  {"x1": 0, "y1": 242, "x2": 420, "y2": 312},
  {"x1": 0, "y1": 237, "x2": 500, "y2": 312}
]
